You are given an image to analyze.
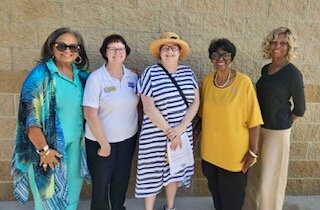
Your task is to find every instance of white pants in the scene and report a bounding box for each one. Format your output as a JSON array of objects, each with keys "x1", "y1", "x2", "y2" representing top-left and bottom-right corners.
[{"x1": 243, "y1": 128, "x2": 291, "y2": 210}]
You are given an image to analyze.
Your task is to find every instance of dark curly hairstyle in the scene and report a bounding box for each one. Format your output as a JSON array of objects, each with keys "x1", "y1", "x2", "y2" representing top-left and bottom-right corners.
[
  {"x1": 39, "y1": 27, "x2": 89, "y2": 70},
  {"x1": 208, "y1": 38, "x2": 236, "y2": 61},
  {"x1": 99, "y1": 34, "x2": 131, "y2": 63}
]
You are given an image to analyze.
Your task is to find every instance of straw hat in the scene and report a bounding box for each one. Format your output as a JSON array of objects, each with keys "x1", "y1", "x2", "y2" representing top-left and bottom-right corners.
[{"x1": 149, "y1": 32, "x2": 190, "y2": 59}]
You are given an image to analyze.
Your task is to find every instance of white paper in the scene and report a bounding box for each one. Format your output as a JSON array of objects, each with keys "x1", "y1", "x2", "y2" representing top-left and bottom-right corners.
[{"x1": 167, "y1": 132, "x2": 194, "y2": 175}]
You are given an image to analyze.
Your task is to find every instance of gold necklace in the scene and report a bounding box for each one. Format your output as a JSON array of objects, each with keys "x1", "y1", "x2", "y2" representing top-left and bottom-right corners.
[{"x1": 214, "y1": 70, "x2": 231, "y2": 88}]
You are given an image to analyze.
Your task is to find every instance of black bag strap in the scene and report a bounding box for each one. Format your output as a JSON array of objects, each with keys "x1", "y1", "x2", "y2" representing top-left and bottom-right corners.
[{"x1": 158, "y1": 63, "x2": 189, "y2": 108}]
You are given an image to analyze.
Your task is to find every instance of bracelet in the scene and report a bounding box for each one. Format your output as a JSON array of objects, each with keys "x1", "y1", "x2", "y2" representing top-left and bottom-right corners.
[
  {"x1": 248, "y1": 149, "x2": 258, "y2": 158},
  {"x1": 36, "y1": 145, "x2": 49, "y2": 155}
]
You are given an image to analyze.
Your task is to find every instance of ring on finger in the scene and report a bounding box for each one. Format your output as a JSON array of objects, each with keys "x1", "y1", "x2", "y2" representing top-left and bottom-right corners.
[{"x1": 43, "y1": 163, "x2": 48, "y2": 168}]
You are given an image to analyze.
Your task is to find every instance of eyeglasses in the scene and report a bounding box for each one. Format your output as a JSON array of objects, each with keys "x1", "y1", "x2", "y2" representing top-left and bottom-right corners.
[
  {"x1": 54, "y1": 42, "x2": 80, "y2": 53},
  {"x1": 210, "y1": 52, "x2": 232, "y2": 60},
  {"x1": 270, "y1": 41, "x2": 288, "y2": 47},
  {"x1": 107, "y1": 47, "x2": 126, "y2": 53},
  {"x1": 160, "y1": 45, "x2": 180, "y2": 52}
]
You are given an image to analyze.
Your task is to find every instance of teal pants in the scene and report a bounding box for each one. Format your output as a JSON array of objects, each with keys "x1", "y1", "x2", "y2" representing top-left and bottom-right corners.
[{"x1": 28, "y1": 140, "x2": 83, "y2": 210}]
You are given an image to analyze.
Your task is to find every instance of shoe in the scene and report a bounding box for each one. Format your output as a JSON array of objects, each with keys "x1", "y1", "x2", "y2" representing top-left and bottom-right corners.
[{"x1": 164, "y1": 205, "x2": 176, "y2": 210}]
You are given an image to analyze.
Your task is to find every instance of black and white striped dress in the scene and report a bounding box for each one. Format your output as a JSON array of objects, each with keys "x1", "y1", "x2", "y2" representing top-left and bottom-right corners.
[{"x1": 135, "y1": 64, "x2": 198, "y2": 198}]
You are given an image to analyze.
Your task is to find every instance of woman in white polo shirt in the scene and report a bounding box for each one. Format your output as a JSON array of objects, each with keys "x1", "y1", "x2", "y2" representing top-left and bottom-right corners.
[{"x1": 82, "y1": 34, "x2": 139, "y2": 210}]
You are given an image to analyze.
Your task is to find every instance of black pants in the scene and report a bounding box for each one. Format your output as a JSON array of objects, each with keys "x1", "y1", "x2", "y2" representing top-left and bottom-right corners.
[
  {"x1": 86, "y1": 134, "x2": 137, "y2": 210},
  {"x1": 201, "y1": 160, "x2": 247, "y2": 210}
]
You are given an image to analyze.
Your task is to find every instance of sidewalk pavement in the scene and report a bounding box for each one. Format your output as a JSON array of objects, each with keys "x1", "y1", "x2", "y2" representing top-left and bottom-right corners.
[{"x1": 1, "y1": 196, "x2": 319, "y2": 210}]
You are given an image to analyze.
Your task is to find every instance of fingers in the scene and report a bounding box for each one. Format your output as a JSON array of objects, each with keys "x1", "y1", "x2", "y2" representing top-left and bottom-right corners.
[{"x1": 39, "y1": 149, "x2": 62, "y2": 171}]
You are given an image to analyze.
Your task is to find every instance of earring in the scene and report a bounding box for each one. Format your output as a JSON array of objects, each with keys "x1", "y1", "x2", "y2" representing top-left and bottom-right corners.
[
  {"x1": 51, "y1": 55, "x2": 55, "y2": 60},
  {"x1": 74, "y1": 56, "x2": 82, "y2": 64}
]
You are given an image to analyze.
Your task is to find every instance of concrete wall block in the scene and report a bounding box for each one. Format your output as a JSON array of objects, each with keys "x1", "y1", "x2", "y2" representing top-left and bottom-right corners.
[
  {"x1": 64, "y1": 3, "x2": 113, "y2": 28},
  {"x1": 203, "y1": 15, "x2": 244, "y2": 38},
  {"x1": 293, "y1": 22, "x2": 320, "y2": 44},
  {"x1": 303, "y1": 179, "x2": 320, "y2": 194},
  {"x1": 286, "y1": 178, "x2": 304, "y2": 195},
  {"x1": 302, "y1": 66, "x2": 320, "y2": 85},
  {"x1": 305, "y1": 84, "x2": 320, "y2": 103},
  {"x1": 0, "y1": 139, "x2": 14, "y2": 161},
  {"x1": 0, "y1": 47, "x2": 12, "y2": 71},
  {"x1": 291, "y1": 123, "x2": 320, "y2": 142},
  {"x1": 0, "y1": 118, "x2": 16, "y2": 139},
  {"x1": 308, "y1": 142, "x2": 320, "y2": 160},
  {"x1": 0, "y1": 183, "x2": 15, "y2": 201},
  {"x1": 0, "y1": 0, "x2": 10, "y2": 22},
  {"x1": 183, "y1": 0, "x2": 225, "y2": 13},
  {"x1": 301, "y1": 44, "x2": 320, "y2": 64},
  {"x1": 290, "y1": 142, "x2": 308, "y2": 160},
  {"x1": 309, "y1": 0, "x2": 320, "y2": 20},
  {"x1": 0, "y1": 70, "x2": 29, "y2": 93},
  {"x1": 0, "y1": 94, "x2": 15, "y2": 117},
  {"x1": 159, "y1": 12, "x2": 204, "y2": 36},
  {"x1": 12, "y1": 48, "x2": 40, "y2": 71},
  {"x1": 268, "y1": 0, "x2": 309, "y2": 20},
  {"x1": 227, "y1": 0, "x2": 268, "y2": 17},
  {"x1": 11, "y1": 0, "x2": 63, "y2": 25},
  {"x1": 0, "y1": 23, "x2": 37, "y2": 48},
  {"x1": 114, "y1": 8, "x2": 159, "y2": 32},
  {"x1": 288, "y1": 161, "x2": 320, "y2": 178},
  {"x1": 0, "y1": 161, "x2": 12, "y2": 181},
  {"x1": 113, "y1": 0, "x2": 137, "y2": 8}
]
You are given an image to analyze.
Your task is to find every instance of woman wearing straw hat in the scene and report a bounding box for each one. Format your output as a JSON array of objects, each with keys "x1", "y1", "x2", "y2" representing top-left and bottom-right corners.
[{"x1": 135, "y1": 32, "x2": 200, "y2": 210}]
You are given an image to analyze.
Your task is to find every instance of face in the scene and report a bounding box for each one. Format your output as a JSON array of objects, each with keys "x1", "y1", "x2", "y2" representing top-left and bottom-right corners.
[
  {"x1": 159, "y1": 43, "x2": 180, "y2": 63},
  {"x1": 106, "y1": 42, "x2": 126, "y2": 64},
  {"x1": 211, "y1": 49, "x2": 232, "y2": 72},
  {"x1": 269, "y1": 33, "x2": 289, "y2": 59},
  {"x1": 52, "y1": 33, "x2": 80, "y2": 65}
]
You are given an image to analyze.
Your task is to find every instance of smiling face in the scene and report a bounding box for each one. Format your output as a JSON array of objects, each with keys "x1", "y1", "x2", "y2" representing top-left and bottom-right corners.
[
  {"x1": 52, "y1": 33, "x2": 79, "y2": 65},
  {"x1": 269, "y1": 33, "x2": 289, "y2": 60},
  {"x1": 211, "y1": 49, "x2": 232, "y2": 72},
  {"x1": 159, "y1": 42, "x2": 181, "y2": 63},
  {"x1": 105, "y1": 41, "x2": 126, "y2": 64}
]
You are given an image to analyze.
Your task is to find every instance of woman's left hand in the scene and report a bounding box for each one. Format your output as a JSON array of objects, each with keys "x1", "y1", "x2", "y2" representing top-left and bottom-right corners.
[
  {"x1": 39, "y1": 149, "x2": 62, "y2": 172},
  {"x1": 241, "y1": 151, "x2": 256, "y2": 173}
]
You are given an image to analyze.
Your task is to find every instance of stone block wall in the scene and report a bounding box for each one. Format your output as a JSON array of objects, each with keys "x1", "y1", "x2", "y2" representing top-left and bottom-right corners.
[{"x1": 0, "y1": 0, "x2": 319, "y2": 201}]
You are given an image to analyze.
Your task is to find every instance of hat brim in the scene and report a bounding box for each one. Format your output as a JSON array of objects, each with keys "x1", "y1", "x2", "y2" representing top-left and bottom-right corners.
[{"x1": 150, "y1": 38, "x2": 190, "y2": 59}]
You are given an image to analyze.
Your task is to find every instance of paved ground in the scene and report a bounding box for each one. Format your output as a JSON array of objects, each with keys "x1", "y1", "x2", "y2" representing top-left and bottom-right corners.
[{"x1": 1, "y1": 196, "x2": 320, "y2": 210}]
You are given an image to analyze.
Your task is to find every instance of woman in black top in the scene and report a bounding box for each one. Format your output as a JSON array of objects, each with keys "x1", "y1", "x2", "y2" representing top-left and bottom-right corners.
[{"x1": 243, "y1": 27, "x2": 306, "y2": 210}]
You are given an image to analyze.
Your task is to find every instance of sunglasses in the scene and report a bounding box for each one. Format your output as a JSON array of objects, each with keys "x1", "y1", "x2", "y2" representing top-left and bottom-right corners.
[
  {"x1": 54, "y1": 42, "x2": 80, "y2": 53},
  {"x1": 211, "y1": 52, "x2": 232, "y2": 60}
]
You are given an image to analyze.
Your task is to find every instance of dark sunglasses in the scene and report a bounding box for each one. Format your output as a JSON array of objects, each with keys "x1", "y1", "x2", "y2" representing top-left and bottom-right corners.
[
  {"x1": 54, "y1": 42, "x2": 80, "y2": 53},
  {"x1": 211, "y1": 52, "x2": 232, "y2": 60}
]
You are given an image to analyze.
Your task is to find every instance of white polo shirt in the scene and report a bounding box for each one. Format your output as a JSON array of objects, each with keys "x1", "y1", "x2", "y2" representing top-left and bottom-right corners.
[{"x1": 83, "y1": 64, "x2": 139, "y2": 143}]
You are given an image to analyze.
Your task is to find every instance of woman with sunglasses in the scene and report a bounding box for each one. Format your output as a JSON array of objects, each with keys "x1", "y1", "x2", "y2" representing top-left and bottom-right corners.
[
  {"x1": 11, "y1": 27, "x2": 90, "y2": 210},
  {"x1": 82, "y1": 34, "x2": 138, "y2": 210},
  {"x1": 243, "y1": 27, "x2": 306, "y2": 210},
  {"x1": 198, "y1": 38, "x2": 263, "y2": 210}
]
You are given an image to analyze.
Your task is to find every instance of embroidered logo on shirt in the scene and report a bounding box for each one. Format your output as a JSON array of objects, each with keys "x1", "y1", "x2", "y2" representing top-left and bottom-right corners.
[
  {"x1": 128, "y1": 82, "x2": 135, "y2": 88},
  {"x1": 104, "y1": 86, "x2": 117, "y2": 93}
]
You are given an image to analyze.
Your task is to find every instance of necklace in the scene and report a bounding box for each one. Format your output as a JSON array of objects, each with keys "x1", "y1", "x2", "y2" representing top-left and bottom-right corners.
[{"x1": 214, "y1": 70, "x2": 231, "y2": 88}]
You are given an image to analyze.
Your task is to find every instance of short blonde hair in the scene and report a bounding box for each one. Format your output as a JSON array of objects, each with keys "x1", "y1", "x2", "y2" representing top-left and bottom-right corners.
[{"x1": 262, "y1": 27, "x2": 297, "y2": 61}]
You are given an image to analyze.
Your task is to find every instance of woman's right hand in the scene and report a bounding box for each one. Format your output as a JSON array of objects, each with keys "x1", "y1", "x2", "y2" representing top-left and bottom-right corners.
[{"x1": 97, "y1": 143, "x2": 111, "y2": 157}]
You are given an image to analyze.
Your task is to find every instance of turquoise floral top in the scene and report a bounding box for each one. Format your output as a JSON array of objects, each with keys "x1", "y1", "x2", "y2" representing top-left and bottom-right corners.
[{"x1": 11, "y1": 59, "x2": 90, "y2": 209}]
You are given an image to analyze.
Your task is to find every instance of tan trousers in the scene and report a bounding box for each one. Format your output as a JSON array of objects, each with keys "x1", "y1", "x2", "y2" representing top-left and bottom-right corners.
[{"x1": 243, "y1": 128, "x2": 291, "y2": 210}]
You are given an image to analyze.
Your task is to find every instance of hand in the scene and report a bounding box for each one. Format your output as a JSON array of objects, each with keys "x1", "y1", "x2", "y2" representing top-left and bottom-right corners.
[
  {"x1": 241, "y1": 151, "x2": 256, "y2": 173},
  {"x1": 39, "y1": 149, "x2": 62, "y2": 172},
  {"x1": 97, "y1": 143, "x2": 111, "y2": 157},
  {"x1": 170, "y1": 137, "x2": 182, "y2": 151},
  {"x1": 166, "y1": 125, "x2": 185, "y2": 142}
]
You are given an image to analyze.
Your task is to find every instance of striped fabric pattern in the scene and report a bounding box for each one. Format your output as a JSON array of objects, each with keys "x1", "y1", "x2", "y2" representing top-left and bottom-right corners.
[{"x1": 135, "y1": 64, "x2": 198, "y2": 198}]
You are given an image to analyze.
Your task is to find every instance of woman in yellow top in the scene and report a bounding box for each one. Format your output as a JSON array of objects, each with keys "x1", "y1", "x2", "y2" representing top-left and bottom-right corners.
[{"x1": 199, "y1": 38, "x2": 263, "y2": 210}]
